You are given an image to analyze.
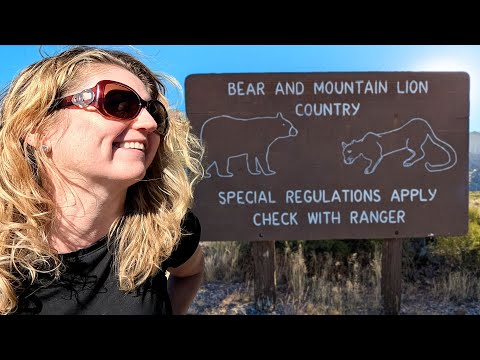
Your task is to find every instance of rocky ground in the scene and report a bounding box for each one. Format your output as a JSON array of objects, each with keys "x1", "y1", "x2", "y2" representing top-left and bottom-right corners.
[{"x1": 187, "y1": 281, "x2": 480, "y2": 315}]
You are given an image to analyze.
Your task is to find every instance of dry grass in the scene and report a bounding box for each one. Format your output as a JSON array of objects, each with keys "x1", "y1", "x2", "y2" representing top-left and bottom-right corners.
[
  {"x1": 431, "y1": 271, "x2": 480, "y2": 302},
  {"x1": 197, "y1": 237, "x2": 480, "y2": 315},
  {"x1": 200, "y1": 240, "x2": 387, "y2": 314},
  {"x1": 203, "y1": 241, "x2": 247, "y2": 283},
  {"x1": 274, "y1": 245, "x2": 383, "y2": 314}
]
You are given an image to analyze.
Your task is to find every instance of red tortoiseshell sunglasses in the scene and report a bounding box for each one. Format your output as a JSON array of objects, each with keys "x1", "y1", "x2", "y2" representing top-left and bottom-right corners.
[{"x1": 54, "y1": 80, "x2": 169, "y2": 135}]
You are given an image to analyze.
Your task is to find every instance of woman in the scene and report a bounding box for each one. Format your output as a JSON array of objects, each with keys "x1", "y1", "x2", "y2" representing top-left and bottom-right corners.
[{"x1": 0, "y1": 46, "x2": 205, "y2": 315}]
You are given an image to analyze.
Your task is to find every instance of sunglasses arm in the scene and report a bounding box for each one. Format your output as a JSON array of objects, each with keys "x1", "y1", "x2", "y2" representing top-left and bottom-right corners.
[{"x1": 56, "y1": 88, "x2": 95, "y2": 110}]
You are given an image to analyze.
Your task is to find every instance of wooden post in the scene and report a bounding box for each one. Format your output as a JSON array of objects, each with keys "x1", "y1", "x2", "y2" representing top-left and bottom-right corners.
[
  {"x1": 381, "y1": 238, "x2": 404, "y2": 315},
  {"x1": 252, "y1": 240, "x2": 276, "y2": 312}
]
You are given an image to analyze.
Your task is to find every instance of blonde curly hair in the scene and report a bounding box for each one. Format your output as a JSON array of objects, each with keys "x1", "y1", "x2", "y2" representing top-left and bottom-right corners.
[{"x1": 0, "y1": 46, "x2": 204, "y2": 314}]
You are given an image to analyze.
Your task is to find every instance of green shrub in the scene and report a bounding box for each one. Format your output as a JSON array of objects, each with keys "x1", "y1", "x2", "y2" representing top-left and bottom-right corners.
[
  {"x1": 430, "y1": 207, "x2": 480, "y2": 273},
  {"x1": 276, "y1": 239, "x2": 379, "y2": 259}
]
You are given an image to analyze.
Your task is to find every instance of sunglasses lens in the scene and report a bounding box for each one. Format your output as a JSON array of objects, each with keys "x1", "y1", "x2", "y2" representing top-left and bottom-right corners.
[
  {"x1": 103, "y1": 83, "x2": 141, "y2": 119},
  {"x1": 147, "y1": 101, "x2": 168, "y2": 133},
  {"x1": 101, "y1": 81, "x2": 168, "y2": 134}
]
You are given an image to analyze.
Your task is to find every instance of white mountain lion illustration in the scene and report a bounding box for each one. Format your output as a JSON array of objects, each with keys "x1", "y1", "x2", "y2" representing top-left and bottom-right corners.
[{"x1": 341, "y1": 118, "x2": 457, "y2": 175}]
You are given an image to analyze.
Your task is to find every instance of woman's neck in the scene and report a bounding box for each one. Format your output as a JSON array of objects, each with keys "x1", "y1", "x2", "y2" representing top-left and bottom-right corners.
[{"x1": 48, "y1": 182, "x2": 127, "y2": 254}]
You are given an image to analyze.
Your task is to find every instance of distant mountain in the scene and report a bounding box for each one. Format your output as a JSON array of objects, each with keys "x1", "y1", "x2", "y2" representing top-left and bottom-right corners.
[
  {"x1": 471, "y1": 132, "x2": 480, "y2": 155},
  {"x1": 470, "y1": 132, "x2": 480, "y2": 190},
  {"x1": 471, "y1": 153, "x2": 480, "y2": 170}
]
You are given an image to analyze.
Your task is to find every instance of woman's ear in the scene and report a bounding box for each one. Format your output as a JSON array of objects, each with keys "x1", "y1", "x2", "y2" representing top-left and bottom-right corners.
[
  {"x1": 25, "y1": 132, "x2": 52, "y2": 154},
  {"x1": 24, "y1": 133, "x2": 40, "y2": 148}
]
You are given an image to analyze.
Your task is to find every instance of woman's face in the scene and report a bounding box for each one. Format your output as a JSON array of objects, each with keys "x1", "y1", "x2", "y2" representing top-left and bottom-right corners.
[{"x1": 46, "y1": 65, "x2": 162, "y2": 189}]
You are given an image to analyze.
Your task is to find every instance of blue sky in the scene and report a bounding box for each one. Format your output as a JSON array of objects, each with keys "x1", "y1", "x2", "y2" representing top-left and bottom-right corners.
[{"x1": 0, "y1": 45, "x2": 478, "y2": 131}]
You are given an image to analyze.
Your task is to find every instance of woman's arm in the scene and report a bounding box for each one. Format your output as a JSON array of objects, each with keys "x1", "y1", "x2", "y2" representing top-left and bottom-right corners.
[{"x1": 167, "y1": 245, "x2": 204, "y2": 315}]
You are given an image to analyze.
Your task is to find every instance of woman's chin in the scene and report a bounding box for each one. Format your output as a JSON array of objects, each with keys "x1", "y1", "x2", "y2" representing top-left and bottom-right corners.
[{"x1": 110, "y1": 166, "x2": 147, "y2": 185}]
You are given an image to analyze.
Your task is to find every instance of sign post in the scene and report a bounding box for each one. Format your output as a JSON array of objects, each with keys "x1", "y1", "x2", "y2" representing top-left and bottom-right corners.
[
  {"x1": 185, "y1": 72, "x2": 469, "y2": 314},
  {"x1": 252, "y1": 240, "x2": 276, "y2": 312},
  {"x1": 381, "y1": 238, "x2": 404, "y2": 315}
]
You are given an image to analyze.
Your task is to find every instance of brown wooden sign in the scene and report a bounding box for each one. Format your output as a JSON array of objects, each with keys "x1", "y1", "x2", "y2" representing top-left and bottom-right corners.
[{"x1": 185, "y1": 72, "x2": 469, "y2": 241}]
